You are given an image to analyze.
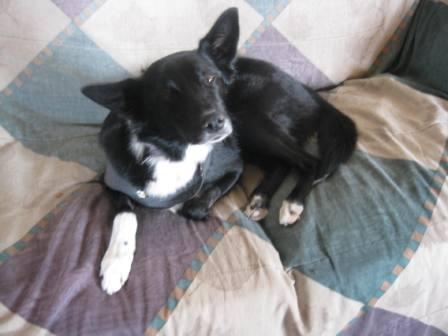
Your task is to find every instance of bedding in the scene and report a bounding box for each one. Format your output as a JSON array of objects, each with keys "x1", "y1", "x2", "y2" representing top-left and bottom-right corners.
[{"x1": 1, "y1": 0, "x2": 447, "y2": 335}]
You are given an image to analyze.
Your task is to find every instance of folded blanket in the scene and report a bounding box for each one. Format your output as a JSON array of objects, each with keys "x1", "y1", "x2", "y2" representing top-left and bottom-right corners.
[{"x1": 373, "y1": 0, "x2": 448, "y2": 99}]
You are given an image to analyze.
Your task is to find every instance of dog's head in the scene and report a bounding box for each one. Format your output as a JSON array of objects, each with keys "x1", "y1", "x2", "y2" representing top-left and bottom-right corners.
[{"x1": 82, "y1": 8, "x2": 239, "y2": 146}]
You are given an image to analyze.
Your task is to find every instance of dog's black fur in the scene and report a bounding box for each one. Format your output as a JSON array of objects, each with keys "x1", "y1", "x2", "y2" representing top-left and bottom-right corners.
[
  {"x1": 230, "y1": 57, "x2": 357, "y2": 224},
  {"x1": 213, "y1": 9, "x2": 355, "y2": 224},
  {"x1": 81, "y1": 8, "x2": 357, "y2": 294},
  {"x1": 82, "y1": 10, "x2": 244, "y2": 220},
  {"x1": 83, "y1": 7, "x2": 357, "y2": 224}
]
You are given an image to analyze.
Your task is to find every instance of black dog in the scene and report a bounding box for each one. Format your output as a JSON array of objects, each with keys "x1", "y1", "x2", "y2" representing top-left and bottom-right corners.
[
  {"x1": 213, "y1": 12, "x2": 357, "y2": 225},
  {"x1": 82, "y1": 11, "x2": 244, "y2": 294},
  {"x1": 232, "y1": 58, "x2": 358, "y2": 225},
  {"x1": 82, "y1": 7, "x2": 357, "y2": 294}
]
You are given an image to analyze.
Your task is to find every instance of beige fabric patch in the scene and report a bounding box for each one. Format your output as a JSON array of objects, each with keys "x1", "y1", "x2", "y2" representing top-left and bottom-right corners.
[
  {"x1": 290, "y1": 269, "x2": 363, "y2": 335},
  {"x1": 0, "y1": 126, "x2": 96, "y2": 251},
  {"x1": 212, "y1": 164, "x2": 264, "y2": 218},
  {"x1": 0, "y1": 303, "x2": 55, "y2": 336},
  {"x1": 158, "y1": 227, "x2": 301, "y2": 336},
  {"x1": 212, "y1": 184, "x2": 248, "y2": 221},
  {"x1": 327, "y1": 75, "x2": 448, "y2": 170}
]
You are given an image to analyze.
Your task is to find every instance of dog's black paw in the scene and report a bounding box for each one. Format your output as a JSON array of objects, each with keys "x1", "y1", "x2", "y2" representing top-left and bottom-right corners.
[{"x1": 180, "y1": 199, "x2": 210, "y2": 221}]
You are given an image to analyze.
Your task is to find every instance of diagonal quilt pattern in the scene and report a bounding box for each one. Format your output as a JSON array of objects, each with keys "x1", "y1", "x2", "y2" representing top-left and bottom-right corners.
[
  {"x1": 1, "y1": 0, "x2": 448, "y2": 335},
  {"x1": 0, "y1": 184, "x2": 224, "y2": 335}
]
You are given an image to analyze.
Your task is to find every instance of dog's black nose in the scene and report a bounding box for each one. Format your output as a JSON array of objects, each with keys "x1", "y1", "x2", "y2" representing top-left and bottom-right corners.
[{"x1": 205, "y1": 116, "x2": 226, "y2": 132}]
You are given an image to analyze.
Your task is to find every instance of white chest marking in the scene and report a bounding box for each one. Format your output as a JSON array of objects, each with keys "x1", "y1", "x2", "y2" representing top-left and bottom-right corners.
[
  {"x1": 145, "y1": 144, "x2": 212, "y2": 198},
  {"x1": 129, "y1": 135, "x2": 145, "y2": 161}
]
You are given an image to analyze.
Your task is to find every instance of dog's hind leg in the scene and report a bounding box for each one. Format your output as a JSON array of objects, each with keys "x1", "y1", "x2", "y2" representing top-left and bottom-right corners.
[
  {"x1": 100, "y1": 192, "x2": 138, "y2": 295},
  {"x1": 279, "y1": 102, "x2": 357, "y2": 226},
  {"x1": 245, "y1": 162, "x2": 289, "y2": 221},
  {"x1": 278, "y1": 118, "x2": 357, "y2": 226},
  {"x1": 279, "y1": 167, "x2": 316, "y2": 226}
]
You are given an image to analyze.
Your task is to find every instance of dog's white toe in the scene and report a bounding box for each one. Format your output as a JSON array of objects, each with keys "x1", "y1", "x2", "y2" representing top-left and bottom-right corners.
[
  {"x1": 100, "y1": 212, "x2": 137, "y2": 295},
  {"x1": 279, "y1": 200, "x2": 304, "y2": 226}
]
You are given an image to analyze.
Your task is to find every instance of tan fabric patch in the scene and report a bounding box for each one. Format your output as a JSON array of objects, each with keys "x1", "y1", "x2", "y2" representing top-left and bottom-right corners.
[
  {"x1": 158, "y1": 227, "x2": 300, "y2": 336},
  {"x1": 381, "y1": 281, "x2": 391, "y2": 292},
  {"x1": 0, "y1": 126, "x2": 96, "y2": 251},
  {"x1": 0, "y1": 303, "x2": 55, "y2": 335},
  {"x1": 327, "y1": 76, "x2": 448, "y2": 170},
  {"x1": 290, "y1": 270, "x2": 363, "y2": 335}
]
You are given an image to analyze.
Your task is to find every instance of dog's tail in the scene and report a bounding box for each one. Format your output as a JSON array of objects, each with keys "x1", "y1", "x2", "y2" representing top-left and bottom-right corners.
[{"x1": 314, "y1": 100, "x2": 358, "y2": 182}]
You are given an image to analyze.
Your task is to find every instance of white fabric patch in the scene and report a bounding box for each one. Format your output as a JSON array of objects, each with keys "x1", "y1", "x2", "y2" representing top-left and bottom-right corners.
[
  {"x1": 376, "y1": 181, "x2": 448, "y2": 333},
  {"x1": 0, "y1": 0, "x2": 70, "y2": 90},
  {"x1": 80, "y1": 0, "x2": 262, "y2": 75},
  {"x1": 273, "y1": 0, "x2": 416, "y2": 83}
]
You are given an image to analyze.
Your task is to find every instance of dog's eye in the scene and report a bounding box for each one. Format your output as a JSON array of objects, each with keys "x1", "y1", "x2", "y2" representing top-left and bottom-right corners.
[
  {"x1": 166, "y1": 81, "x2": 181, "y2": 96},
  {"x1": 207, "y1": 75, "x2": 216, "y2": 85}
]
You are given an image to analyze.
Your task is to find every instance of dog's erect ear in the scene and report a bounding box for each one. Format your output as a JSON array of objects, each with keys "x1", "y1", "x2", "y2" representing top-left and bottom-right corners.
[
  {"x1": 81, "y1": 79, "x2": 138, "y2": 111},
  {"x1": 199, "y1": 8, "x2": 239, "y2": 72}
]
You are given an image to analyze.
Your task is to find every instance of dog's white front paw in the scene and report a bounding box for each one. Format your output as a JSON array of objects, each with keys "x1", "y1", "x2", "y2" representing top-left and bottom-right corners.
[
  {"x1": 100, "y1": 247, "x2": 134, "y2": 295},
  {"x1": 279, "y1": 200, "x2": 304, "y2": 226},
  {"x1": 100, "y1": 212, "x2": 137, "y2": 295}
]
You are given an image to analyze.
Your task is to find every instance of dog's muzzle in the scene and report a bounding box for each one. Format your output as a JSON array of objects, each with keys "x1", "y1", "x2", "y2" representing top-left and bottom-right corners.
[{"x1": 208, "y1": 119, "x2": 233, "y2": 144}]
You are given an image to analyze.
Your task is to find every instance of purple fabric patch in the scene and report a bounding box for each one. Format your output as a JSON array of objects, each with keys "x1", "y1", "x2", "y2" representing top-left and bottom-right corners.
[
  {"x1": 246, "y1": 26, "x2": 332, "y2": 89},
  {"x1": 344, "y1": 308, "x2": 447, "y2": 336},
  {"x1": 52, "y1": 0, "x2": 92, "y2": 19},
  {"x1": 245, "y1": 0, "x2": 285, "y2": 17},
  {"x1": 0, "y1": 184, "x2": 222, "y2": 335}
]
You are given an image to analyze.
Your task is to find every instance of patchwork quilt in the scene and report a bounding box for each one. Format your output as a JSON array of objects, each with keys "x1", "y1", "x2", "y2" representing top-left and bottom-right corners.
[{"x1": 1, "y1": 0, "x2": 447, "y2": 335}]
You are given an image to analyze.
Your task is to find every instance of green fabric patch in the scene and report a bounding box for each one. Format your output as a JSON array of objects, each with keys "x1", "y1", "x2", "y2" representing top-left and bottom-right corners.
[
  {"x1": 377, "y1": 0, "x2": 448, "y2": 99},
  {"x1": 261, "y1": 150, "x2": 435, "y2": 304}
]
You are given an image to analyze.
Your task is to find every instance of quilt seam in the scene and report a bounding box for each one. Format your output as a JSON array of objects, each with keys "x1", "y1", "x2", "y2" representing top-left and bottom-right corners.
[
  {"x1": 145, "y1": 220, "x2": 235, "y2": 336},
  {"x1": 0, "y1": 0, "x2": 108, "y2": 98},
  {"x1": 338, "y1": 142, "x2": 448, "y2": 334}
]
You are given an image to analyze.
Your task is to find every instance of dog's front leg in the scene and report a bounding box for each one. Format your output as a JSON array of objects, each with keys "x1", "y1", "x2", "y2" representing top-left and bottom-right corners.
[
  {"x1": 181, "y1": 170, "x2": 242, "y2": 220},
  {"x1": 100, "y1": 209, "x2": 137, "y2": 295}
]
